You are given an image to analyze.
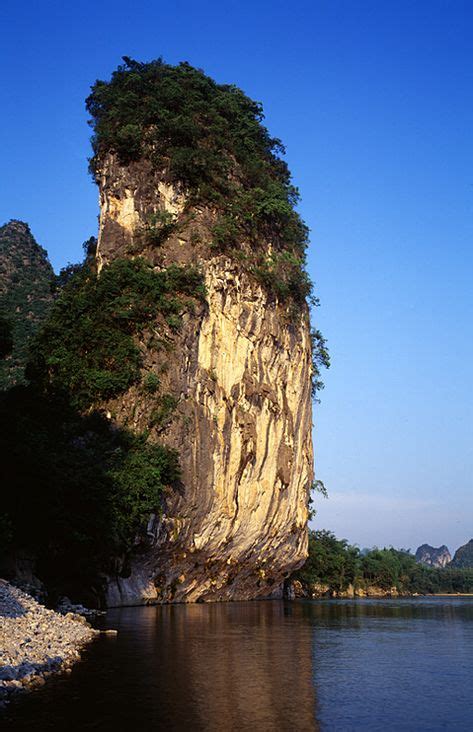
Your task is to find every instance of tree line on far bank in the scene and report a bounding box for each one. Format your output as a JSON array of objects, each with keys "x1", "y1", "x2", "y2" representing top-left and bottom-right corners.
[{"x1": 294, "y1": 530, "x2": 473, "y2": 595}]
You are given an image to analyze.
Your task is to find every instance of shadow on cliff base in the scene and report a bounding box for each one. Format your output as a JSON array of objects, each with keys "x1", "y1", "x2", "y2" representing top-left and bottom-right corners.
[{"x1": 0, "y1": 384, "x2": 178, "y2": 607}]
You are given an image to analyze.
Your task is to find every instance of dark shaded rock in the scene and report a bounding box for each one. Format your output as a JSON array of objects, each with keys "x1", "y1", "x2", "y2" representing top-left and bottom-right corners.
[
  {"x1": 0, "y1": 221, "x2": 54, "y2": 389},
  {"x1": 449, "y1": 539, "x2": 473, "y2": 569}
]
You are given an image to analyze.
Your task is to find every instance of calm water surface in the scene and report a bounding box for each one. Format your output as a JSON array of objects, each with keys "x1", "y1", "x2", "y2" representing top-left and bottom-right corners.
[{"x1": 2, "y1": 597, "x2": 473, "y2": 730}]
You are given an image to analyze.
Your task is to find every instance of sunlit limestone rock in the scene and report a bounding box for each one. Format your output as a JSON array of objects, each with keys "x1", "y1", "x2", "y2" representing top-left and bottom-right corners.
[
  {"x1": 96, "y1": 154, "x2": 314, "y2": 604},
  {"x1": 415, "y1": 544, "x2": 452, "y2": 568}
]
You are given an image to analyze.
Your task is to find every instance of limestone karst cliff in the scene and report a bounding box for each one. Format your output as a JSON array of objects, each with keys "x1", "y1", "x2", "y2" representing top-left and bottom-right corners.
[
  {"x1": 99, "y1": 156, "x2": 314, "y2": 604},
  {"x1": 87, "y1": 59, "x2": 321, "y2": 605},
  {"x1": 415, "y1": 544, "x2": 452, "y2": 568},
  {"x1": 0, "y1": 59, "x2": 327, "y2": 607}
]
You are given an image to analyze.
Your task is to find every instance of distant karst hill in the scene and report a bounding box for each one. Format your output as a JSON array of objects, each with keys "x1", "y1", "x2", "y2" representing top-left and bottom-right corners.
[
  {"x1": 0, "y1": 220, "x2": 54, "y2": 389},
  {"x1": 449, "y1": 539, "x2": 473, "y2": 569},
  {"x1": 415, "y1": 544, "x2": 451, "y2": 568}
]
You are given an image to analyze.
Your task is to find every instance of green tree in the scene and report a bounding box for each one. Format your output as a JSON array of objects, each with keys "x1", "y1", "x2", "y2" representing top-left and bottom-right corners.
[
  {"x1": 28, "y1": 257, "x2": 205, "y2": 410},
  {"x1": 297, "y1": 530, "x2": 361, "y2": 591}
]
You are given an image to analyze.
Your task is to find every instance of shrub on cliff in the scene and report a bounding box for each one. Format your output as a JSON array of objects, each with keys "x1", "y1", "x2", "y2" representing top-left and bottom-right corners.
[
  {"x1": 251, "y1": 251, "x2": 314, "y2": 305},
  {"x1": 28, "y1": 257, "x2": 205, "y2": 410}
]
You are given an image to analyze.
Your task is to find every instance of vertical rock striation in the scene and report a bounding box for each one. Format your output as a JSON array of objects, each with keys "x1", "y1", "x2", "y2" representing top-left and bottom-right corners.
[{"x1": 97, "y1": 155, "x2": 314, "y2": 604}]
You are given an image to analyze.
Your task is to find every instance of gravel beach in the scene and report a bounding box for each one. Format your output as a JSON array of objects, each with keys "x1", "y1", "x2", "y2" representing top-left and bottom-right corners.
[{"x1": 0, "y1": 579, "x2": 98, "y2": 705}]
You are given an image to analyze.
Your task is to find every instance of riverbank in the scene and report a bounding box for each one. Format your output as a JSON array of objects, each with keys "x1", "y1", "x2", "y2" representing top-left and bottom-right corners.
[
  {"x1": 0, "y1": 580, "x2": 98, "y2": 706},
  {"x1": 289, "y1": 579, "x2": 410, "y2": 599},
  {"x1": 288, "y1": 579, "x2": 473, "y2": 599}
]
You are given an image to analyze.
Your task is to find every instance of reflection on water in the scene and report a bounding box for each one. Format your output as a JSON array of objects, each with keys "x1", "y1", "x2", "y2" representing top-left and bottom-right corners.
[
  {"x1": 2, "y1": 598, "x2": 473, "y2": 731},
  {"x1": 2, "y1": 601, "x2": 318, "y2": 731},
  {"x1": 153, "y1": 603, "x2": 318, "y2": 731}
]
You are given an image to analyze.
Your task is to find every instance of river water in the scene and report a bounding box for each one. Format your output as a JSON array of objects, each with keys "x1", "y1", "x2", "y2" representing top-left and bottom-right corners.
[{"x1": 2, "y1": 597, "x2": 473, "y2": 730}]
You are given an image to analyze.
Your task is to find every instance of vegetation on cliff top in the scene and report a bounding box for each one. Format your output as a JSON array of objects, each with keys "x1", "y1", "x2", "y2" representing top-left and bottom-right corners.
[
  {"x1": 86, "y1": 57, "x2": 307, "y2": 252},
  {"x1": 295, "y1": 530, "x2": 473, "y2": 595},
  {"x1": 86, "y1": 59, "x2": 313, "y2": 296}
]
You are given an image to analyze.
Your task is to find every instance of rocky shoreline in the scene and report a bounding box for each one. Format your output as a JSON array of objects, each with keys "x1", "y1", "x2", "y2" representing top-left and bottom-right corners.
[{"x1": 0, "y1": 580, "x2": 99, "y2": 707}]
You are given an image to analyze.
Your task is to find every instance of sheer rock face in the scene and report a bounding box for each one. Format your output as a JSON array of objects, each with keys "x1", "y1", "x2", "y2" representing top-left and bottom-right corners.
[
  {"x1": 97, "y1": 154, "x2": 313, "y2": 605},
  {"x1": 415, "y1": 544, "x2": 452, "y2": 568},
  {"x1": 449, "y1": 539, "x2": 473, "y2": 569}
]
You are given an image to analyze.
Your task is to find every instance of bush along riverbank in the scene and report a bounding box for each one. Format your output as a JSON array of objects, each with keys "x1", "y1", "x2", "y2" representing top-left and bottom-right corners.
[
  {"x1": 289, "y1": 530, "x2": 473, "y2": 599},
  {"x1": 287, "y1": 579, "x2": 408, "y2": 599},
  {"x1": 0, "y1": 580, "x2": 99, "y2": 707}
]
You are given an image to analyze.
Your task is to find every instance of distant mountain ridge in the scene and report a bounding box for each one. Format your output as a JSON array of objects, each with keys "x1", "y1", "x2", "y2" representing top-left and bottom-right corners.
[
  {"x1": 0, "y1": 220, "x2": 54, "y2": 389},
  {"x1": 415, "y1": 544, "x2": 451, "y2": 568},
  {"x1": 450, "y1": 539, "x2": 473, "y2": 569}
]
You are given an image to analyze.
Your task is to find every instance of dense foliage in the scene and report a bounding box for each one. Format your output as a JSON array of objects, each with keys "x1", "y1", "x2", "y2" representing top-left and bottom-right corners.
[
  {"x1": 310, "y1": 329, "x2": 330, "y2": 398},
  {"x1": 86, "y1": 58, "x2": 312, "y2": 300},
  {"x1": 87, "y1": 58, "x2": 301, "y2": 233},
  {"x1": 296, "y1": 530, "x2": 473, "y2": 595},
  {"x1": 0, "y1": 387, "x2": 179, "y2": 601},
  {"x1": 0, "y1": 221, "x2": 54, "y2": 389},
  {"x1": 28, "y1": 257, "x2": 205, "y2": 410}
]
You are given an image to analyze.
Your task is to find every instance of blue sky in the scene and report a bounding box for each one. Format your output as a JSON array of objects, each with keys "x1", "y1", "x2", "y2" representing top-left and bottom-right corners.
[{"x1": 1, "y1": 1, "x2": 472, "y2": 553}]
